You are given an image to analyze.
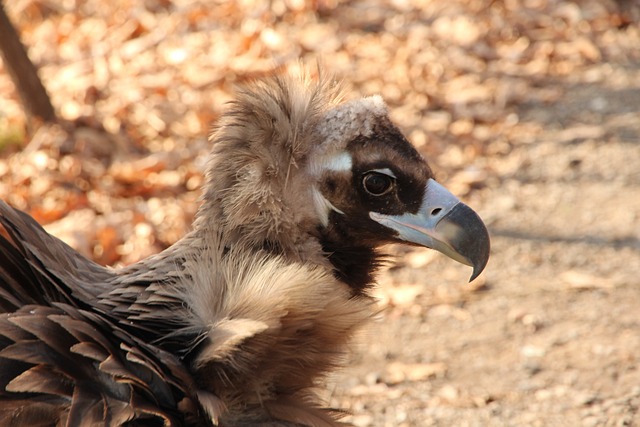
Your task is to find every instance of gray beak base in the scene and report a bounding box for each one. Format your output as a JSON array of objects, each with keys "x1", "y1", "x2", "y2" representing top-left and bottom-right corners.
[{"x1": 370, "y1": 179, "x2": 490, "y2": 282}]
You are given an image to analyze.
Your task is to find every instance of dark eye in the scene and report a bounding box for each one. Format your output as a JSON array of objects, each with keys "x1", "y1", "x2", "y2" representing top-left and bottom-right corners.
[{"x1": 362, "y1": 172, "x2": 394, "y2": 196}]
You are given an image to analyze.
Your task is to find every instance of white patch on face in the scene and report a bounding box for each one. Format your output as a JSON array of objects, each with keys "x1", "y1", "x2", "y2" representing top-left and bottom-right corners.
[
  {"x1": 308, "y1": 151, "x2": 353, "y2": 177},
  {"x1": 323, "y1": 152, "x2": 352, "y2": 172},
  {"x1": 308, "y1": 151, "x2": 351, "y2": 226},
  {"x1": 312, "y1": 187, "x2": 345, "y2": 227}
]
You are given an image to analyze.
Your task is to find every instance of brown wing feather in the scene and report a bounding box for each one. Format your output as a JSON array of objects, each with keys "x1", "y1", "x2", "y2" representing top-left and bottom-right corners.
[
  {"x1": 0, "y1": 201, "x2": 113, "y2": 310},
  {"x1": 0, "y1": 202, "x2": 219, "y2": 426},
  {"x1": 0, "y1": 303, "x2": 214, "y2": 426}
]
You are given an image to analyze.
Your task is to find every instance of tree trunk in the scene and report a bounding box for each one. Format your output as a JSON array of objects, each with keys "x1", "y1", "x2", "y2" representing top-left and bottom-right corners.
[{"x1": 0, "y1": 2, "x2": 56, "y2": 123}]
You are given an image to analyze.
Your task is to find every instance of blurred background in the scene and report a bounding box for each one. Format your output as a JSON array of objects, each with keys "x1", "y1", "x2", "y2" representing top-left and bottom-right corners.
[{"x1": 1, "y1": 0, "x2": 639, "y2": 425}]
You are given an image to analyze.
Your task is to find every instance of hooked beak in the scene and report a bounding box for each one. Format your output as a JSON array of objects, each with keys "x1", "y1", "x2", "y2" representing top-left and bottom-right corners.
[{"x1": 370, "y1": 179, "x2": 490, "y2": 282}]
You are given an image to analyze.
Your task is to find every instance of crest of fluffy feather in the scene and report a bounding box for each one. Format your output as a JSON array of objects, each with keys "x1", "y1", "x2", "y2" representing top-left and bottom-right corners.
[{"x1": 195, "y1": 72, "x2": 347, "y2": 260}]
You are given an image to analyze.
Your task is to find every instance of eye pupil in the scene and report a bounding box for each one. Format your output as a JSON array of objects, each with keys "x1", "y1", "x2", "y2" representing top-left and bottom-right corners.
[{"x1": 363, "y1": 173, "x2": 393, "y2": 196}]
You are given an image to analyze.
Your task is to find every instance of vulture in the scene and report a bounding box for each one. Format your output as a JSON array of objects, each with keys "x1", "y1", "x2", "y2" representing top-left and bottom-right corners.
[{"x1": 0, "y1": 71, "x2": 489, "y2": 426}]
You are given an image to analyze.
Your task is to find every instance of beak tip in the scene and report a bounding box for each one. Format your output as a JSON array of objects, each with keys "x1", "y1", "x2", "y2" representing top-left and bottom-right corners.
[
  {"x1": 469, "y1": 266, "x2": 483, "y2": 283},
  {"x1": 469, "y1": 240, "x2": 490, "y2": 283},
  {"x1": 468, "y1": 238, "x2": 490, "y2": 283}
]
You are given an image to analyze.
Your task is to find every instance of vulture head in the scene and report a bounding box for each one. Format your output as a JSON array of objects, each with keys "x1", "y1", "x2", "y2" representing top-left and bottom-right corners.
[
  {"x1": 197, "y1": 73, "x2": 488, "y2": 289},
  {"x1": 0, "y1": 71, "x2": 489, "y2": 426}
]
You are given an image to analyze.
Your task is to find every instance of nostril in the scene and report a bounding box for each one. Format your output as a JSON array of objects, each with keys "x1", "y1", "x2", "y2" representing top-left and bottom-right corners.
[{"x1": 431, "y1": 208, "x2": 442, "y2": 216}]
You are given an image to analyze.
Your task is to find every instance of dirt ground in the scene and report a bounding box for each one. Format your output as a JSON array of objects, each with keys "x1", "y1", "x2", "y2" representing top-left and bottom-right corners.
[{"x1": 1, "y1": 1, "x2": 640, "y2": 426}]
